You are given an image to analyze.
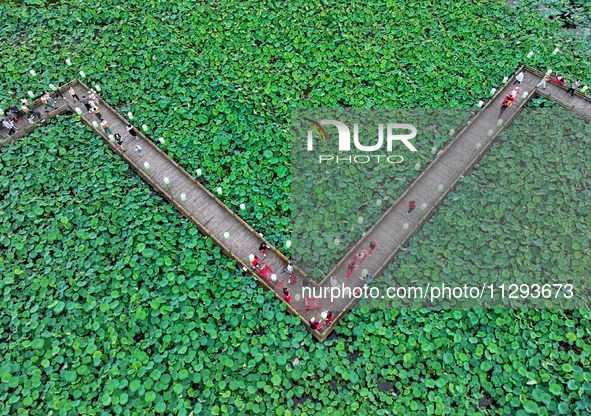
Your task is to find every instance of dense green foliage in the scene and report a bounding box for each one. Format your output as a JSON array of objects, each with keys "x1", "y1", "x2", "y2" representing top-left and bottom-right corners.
[
  {"x1": 1, "y1": 0, "x2": 590, "y2": 249},
  {"x1": 1, "y1": 0, "x2": 591, "y2": 415},
  {"x1": 291, "y1": 110, "x2": 473, "y2": 279},
  {"x1": 2, "y1": 122, "x2": 591, "y2": 416},
  {"x1": 369, "y1": 110, "x2": 591, "y2": 310}
]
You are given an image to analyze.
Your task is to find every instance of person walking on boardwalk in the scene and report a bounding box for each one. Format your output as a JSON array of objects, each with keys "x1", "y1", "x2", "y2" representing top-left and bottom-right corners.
[
  {"x1": 259, "y1": 242, "x2": 269, "y2": 258},
  {"x1": 330, "y1": 275, "x2": 338, "y2": 287},
  {"x1": 81, "y1": 96, "x2": 92, "y2": 113},
  {"x1": 93, "y1": 107, "x2": 103, "y2": 121},
  {"x1": 21, "y1": 102, "x2": 42, "y2": 123},
  {"x1": 114, "y1": 133, "x2": 126, "y2": 151},
  {"x1": 251, "y1": 254, "x2": 262, "y2": 269},
  {"x1": 283, "y1": 287, "x2": 291, "y2": 303},
  {"x1": 366, "y1": 273, "x2": 374, "y2": 284},
  {"x1": 69, "y1": 87, "x2": 80, "y2": 102},
  {"x1": 499, "y1": 95, "x2": 514, "y2": 116},
  {"x1": 136, "y1": 145, "x2": 143, "y2": 157},
  {"x1": 284, "y1": 261, "x2": 293, "y2": 274},
  {"x1": 43, "y1": 91, "x2": 56, "y2": 107},
  {"x1": 2, "y1": 119, "x2": 16, "y2": 136},
  {"x1": 52, "y1": 87, "x2": 64, "y2": 100},
  {"x1": 325, "y1": 311, "x2": 333, "y2": 326},
  {"x1": 100, "y1": 119, "x2": 112, "y2": 136},
  {"x1": 310, "y1": 317, "x2": 321, "y2": 330},
  {"x1": 6, "y1": 110, "x2": 19, "y2": 125},
  {"x1": 509, "y1": 87, "x2": 519, "y2": 98},
  {"x1": 536, "y1": 74, "x2": 549, "y2": 89},
  {"x1": 408, "y1": 200, "x2": 417, "y2": 215},
  {"x1": 88, "y1": 91, "x2": 100, "y2": 109},
  {"x1": 566, "y1": 79, "x2": 579, "y2": 97},
  {"x1": 369, "y1": 240, "x2": 377, "y2": 255},
  {"x1": 41, "y1": 92, "x2": 55, "y2": 112},
  {"x1": 556, "y1": 76, "x2": 567, "y2": 87},
  {"x1": 41, "y1": 96, "x2": 53, "y2": 113},
  {"x1": 9, "y1": 104, "x2": 21, "y2": 120},
  {"x1": 512, "y1": 72, "x2": 524, "y2": 85},
  {"x1": 127, "y1": 124, "x2": 138, "y2": 140},
  {"x1": 345, "y1": 263, "x2": 355, "y2": 279},
  {"x1": 289, "y1": 273, "x2": 297, "y2": 286}
]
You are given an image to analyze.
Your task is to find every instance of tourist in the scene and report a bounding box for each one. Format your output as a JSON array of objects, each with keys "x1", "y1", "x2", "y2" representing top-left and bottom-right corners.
[
  {"x1": 41, "y1": 96, "x2": 53, "y2": 112},
  {"x1": 369, "y1": 240, "x2": 377, "y2": 255},
  {"x1": 407, "y1": 200, "x2": 417, "y2": 215},
  {"x1": 114, "y1": 133, "x2": 125, "y2": 151},
  {"x1": 509, "y1": 87, "x2": 519, "y2": 98},
  {"x1": 43, "y1": 91, "x2": 56, "y2": 107},
  {"x1": 136, "y1": 145, "x2": 142, "y2": 157},
  {"x1": 310, "y1": 317, "x2": 321, "y2": 330},
  {"x1": 251, "y1": 254, "x2": 262, "y2": 269},
  {"x1": 500, "y1": 97, "x2": 513, "y2": 116},
  {"x1": 81, "y1": 96, "x2": 91, "y2": 112},
  {"x1": 512, "y1": 72, "x2": 524, "y2": 85},
  {"x1": 93, "y1": 107, "x2": 102, "y2": 120},
  {"x1": 259, "y1": 242, "x2": 269, "y2": 258},
  {"x1": 53, "y1": 87, "x2": 64, "y2": 100},
  {"x1": 566, "y1": 79, "x2": 579, "y2": 97},
  {"x1": 100, "y1": 119, "x2": 112, "y2": 136},
  {"x1": 127, "y1": 124, "x2": 138, "y2": 140},
  {"x1": 330, "y1": 275, "x2": 338, "y2": 287},
  {"x1": 6, "y1": 110, "x2": 19, "y2": 125},
  {"x1": 289, "y1": 274, "x2": 297, "y2": 285},
  {"x1": 21, "y1": 102, "x2": 42, "y2": 123},
  {"x1": 284, "y1": 261, "x2": 293, "y2": 273},
  {"x1": 9, "y1": 104, "x2": 21, "y2": 117},
  {"x1": 345, "y1": 263, "x2": 355, "y2": 279},
  {"x1": 89, "y1": 91, "x2": 99, "y2": 108},
  {"x1": 325, "y1": 311, "x2": 333, "y2": 326},
  {"x1": 536, "y1": 74, "x2": 549, "y2": 89},
  {"x1": 366, "y1": 273, "x2": 374, "y2": 284},
  {"x1": 283, "y1": 287, "x2": 291, "y2": 303},
  {"x1": 69, "y1": 87, "x2": 80, "y2": 102},
  {"x1": 2, "y1": 119, "x2": 16, "y2": 136}
]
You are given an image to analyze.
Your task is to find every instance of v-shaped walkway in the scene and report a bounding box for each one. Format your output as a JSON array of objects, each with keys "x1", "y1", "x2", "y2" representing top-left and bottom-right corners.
[{"x1": 1, "y1": 65, "x2": 589, "y2": 341}]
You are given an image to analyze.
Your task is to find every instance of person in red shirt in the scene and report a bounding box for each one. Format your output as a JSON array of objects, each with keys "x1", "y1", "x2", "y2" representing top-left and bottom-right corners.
[
  {"x1": 369, "y1": 240, "x2": 377, "y2": 255},
  {"x1": 251, "y1": 254, "x2": 262, "y2": 269},
  {"x1": 283, "y1": 287, "x2": 291, "y2": 303},
  {"x1": 325, "y1": 311, "x2": 333, "y2": 326},
  {"x1": 310, "y1": 317, "x2": 321, "y2": 330},
  {"x1": 289, "y1": 274, "x2": 297, "y2": 286},
  {"x1": 408, "y1": 200, "x2": 417, "y2": 215},
  {"x1": 259, "y1": 242, "x2": 269, "y2": 258},
  {"x1": 346, "y1": 263, "x2": 355, "y2": 279}
]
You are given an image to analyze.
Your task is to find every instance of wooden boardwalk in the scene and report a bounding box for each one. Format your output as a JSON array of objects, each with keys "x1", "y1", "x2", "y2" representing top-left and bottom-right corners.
[{"x1": 2, "y1": 65, "x2": 590, "y2": 341}]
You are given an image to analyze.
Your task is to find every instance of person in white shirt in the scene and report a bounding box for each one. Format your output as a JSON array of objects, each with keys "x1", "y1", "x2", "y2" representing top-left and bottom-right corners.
[
  {"x1": 330, "y1": 276, "x2": 338, "y2": 287},
  {"x1": 510, "y1": 87, "x2": 519, "y2": 98},
  {"x1": 536, "y1": 74, "x2": 549, "y2": 89},
  {"x1": 512, "y1": 72, "x2": 524, "y2": 85},
  {"x1": 69, "y1": 87, "x2": 80, "y2": 101},
  {"x1": 566, "y1": 79, "x2": 579, "y2": 97},
  {"x1": 2, "y1": 119, "x2": 16, "y2": 136}
]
